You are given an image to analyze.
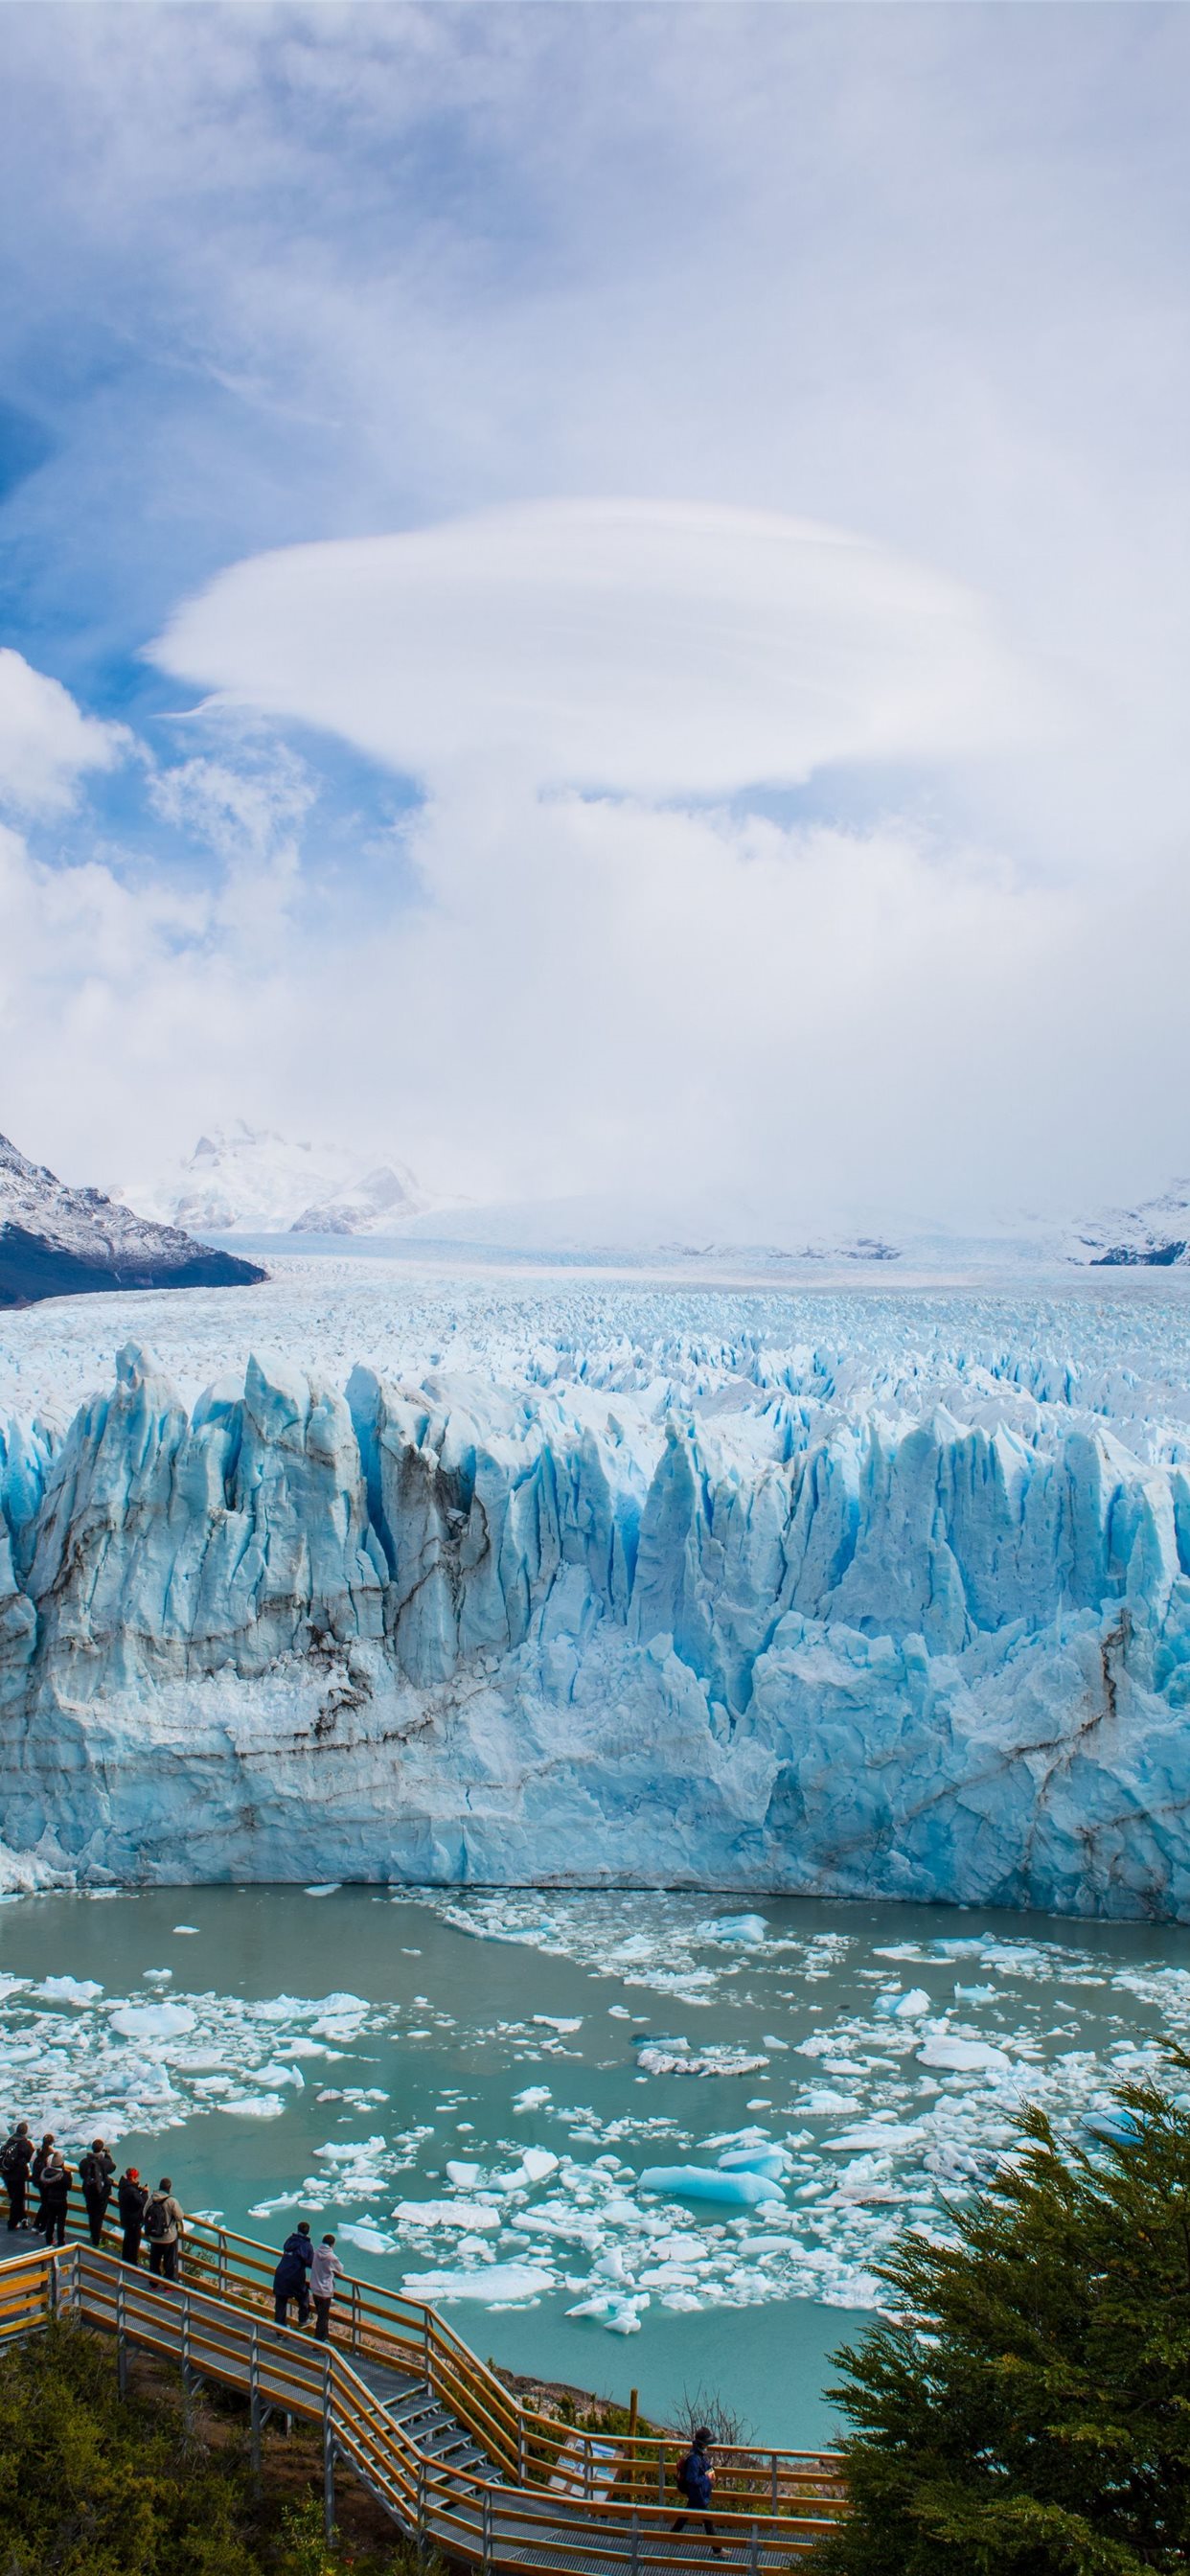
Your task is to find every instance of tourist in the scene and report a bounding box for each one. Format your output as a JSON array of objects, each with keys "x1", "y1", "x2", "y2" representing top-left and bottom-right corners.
[
  {"x1": 143, "y1": 2176, "x2": 185, "y2": 2283},
  {"x1": 80, "y1": 2137, "x2": 117, "y2": 2246},
  {"x1": 37, "y1": 2146, "x2": 72, "y2": 2248},
  {"x1": 672, "y1": 2428, "x2": 722, "y2": 2555},
  {"x1": 1, "y1": 2122, "x2": 34, "y2": 2231},
  {"x1": 273, "y1": 2220, "x2": 314, "y2": 2327},
  {"x1": 118, "y1": 2167, "x2": 149, "y2": 2265},
  {"x1": 31, "y1": 2134, "x2": 57, "y2": 2237},
  {"x1": 309, "y1": 2233, "x2": 344, "y2": 2342}
]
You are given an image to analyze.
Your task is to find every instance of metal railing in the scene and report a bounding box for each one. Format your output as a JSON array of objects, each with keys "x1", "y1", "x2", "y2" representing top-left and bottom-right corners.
[{"x1": 2, "y1": 2190, "x2": 847, "y2": 2562}]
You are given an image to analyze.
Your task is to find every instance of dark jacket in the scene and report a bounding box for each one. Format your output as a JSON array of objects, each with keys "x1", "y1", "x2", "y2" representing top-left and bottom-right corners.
[
  {"x1": 31, "y1": 2145, "x2": 55, "y2": 2188},
  {"x1": 678, "y1": 2446, "x2": 714, "y2": 2510},
  {"x1": 38, "y1": 2157, "x2": 70, "y2": 2206},
  {"x1": 80, "y1": 2150, "x2": 116, "y2": 2199},
  {"x1": 118, "y1": 2176, "x2": 149, "y2": 2228},
  {"x1": 273, "y1": 2230, "x2": 314, "y2": 2291},
  {"x1": 2, "y1": 2133, "x2": 33, "y2": 2178}
]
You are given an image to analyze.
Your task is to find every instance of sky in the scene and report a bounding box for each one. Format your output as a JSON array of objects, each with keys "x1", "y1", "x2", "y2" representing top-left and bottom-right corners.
[{"x1": 0, "y1": 2, "x2": 1188, "y2": 1232}]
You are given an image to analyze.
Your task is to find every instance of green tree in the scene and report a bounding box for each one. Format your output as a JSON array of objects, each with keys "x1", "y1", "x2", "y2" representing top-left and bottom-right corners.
[{"x1": 812, "y1": 2057, "x2": 1190, "y2": 2576}]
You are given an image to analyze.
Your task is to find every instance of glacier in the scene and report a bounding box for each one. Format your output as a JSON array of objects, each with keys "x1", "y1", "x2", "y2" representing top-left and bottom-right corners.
[{"x1": 2, "y1": 1272, "x2": 1190, "y2": 1918}]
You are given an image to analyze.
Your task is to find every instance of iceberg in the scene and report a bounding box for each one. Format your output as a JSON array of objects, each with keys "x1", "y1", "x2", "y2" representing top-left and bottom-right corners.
[
  {"x1": 2, "y1": 1313, "x2": 1190, "y2": 1920},
  {"x1": 639, "y1": 2163, "x2": 785, "y2": 2207}
]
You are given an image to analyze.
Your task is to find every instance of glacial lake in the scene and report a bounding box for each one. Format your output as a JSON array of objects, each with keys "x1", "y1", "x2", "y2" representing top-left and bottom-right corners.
[{"x1": 2, "y1": 1883, "x2": 1187, "y2": 2448}]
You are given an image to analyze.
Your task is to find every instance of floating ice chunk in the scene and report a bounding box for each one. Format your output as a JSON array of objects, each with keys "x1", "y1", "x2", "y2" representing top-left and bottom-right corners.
[
  {"x1": 519, "y1": 2148, "x2": 560, "y2": 2184},
  {"x1": 717, "y1": 2148, "x2": 787, "y2": 2179},
  {"x1": 953, "y1": 1985, "x2": 999, "y2": 2004},
  {"x1": 0, "y1": 1977, "x2": 29, "y2": 2002},
  {"x1": 762, "y1": 2035, "x2": 789, "y2": 2050},
  {"x1": 403, "y1": 2262, "x2": 552, "y2": 2305},
  {"x1": 639, "y1": 2165, "x2": 784, "y2": 2207},
  {"x1": 874, "y1": 1989, "x2": 930, "y2": 2019},
  {"x1": 393, "y1": 2200, "x2": 501, "y2": 2232},
  {"x1": 248, "y1": 2194, "x2": 305, "y2": 2217},
  {"x1": 305, "y1": 1884, "x2": 342, "y2": 1897},
  {"x1": 217, "y1": 2092, "x2": 286, "y2": 2118},
  {"x1": 143, "y1": 1969, "x2": 173, "y2": 1984},
  {"x1": 604, "y1": 2302, "x2": 644, "y2": 2333},
  {"x1": 254, "y1": 2061, "x2": 306, "y2": 2090},
  {"x1": 513, "y1": 2086, "x2": 552, "y2": 2110},
  {"x1": 172, "y1": 1925, "x2": 199, "y2": 1935},
  {"x1": 697, "y1": 1914, "x2": 767, "y2": 1944},
  {"x1": 33, "y1": 1976, "x2": 103, "y2": 2006},
  {"x1": 338, "y1": 2222, "x2": 398, "y2": 2253},
  {"x1": 110, "y1": 2002, "x2": 196, "y2": 2039},
  {"x1": 533, "y1": 2016, "x2": 583, "y2": 2034},
  {"x1": 916, "y1": 2033, "x2": 1012, "y2": 2074},
  {"x1": 1083, "y1": 2106, "x2": 1143, "y2": 2146},
  {"x1": 445, "y1": 2161, "x2": 482, "y2": 2190},
  {"x1": 829, "y1": 2122, "x2": 927, "y2": 2153}
]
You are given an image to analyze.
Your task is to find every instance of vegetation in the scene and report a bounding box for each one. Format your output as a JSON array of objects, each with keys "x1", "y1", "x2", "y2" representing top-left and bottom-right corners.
[
  {"x1": 812, "y1": 2056, "x2": 1190, "y2": 2575},
  {"x1": 0, "y1": 2320, "x2": 418, "y2": 2575}
]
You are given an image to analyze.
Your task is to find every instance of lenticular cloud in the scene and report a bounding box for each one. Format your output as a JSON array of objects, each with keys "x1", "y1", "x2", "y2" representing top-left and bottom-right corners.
[{"x1": 153, "y1": 498, "x2": 1028, "y2": 798}]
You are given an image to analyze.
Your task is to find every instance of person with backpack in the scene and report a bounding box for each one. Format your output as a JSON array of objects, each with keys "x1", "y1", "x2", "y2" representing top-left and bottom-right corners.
[
  {"x1": 31, "y1": 2134, "x2": 57, "y2": 2237},
  {"x1": 37, "y1": 2147, "x2": 72, "y2": 2248},
  {"x1": 309, "y1": 2233, "x2": 344, "y2": 2343},
  {"x1": 1, "y1": 2122, "x2": 34, "y2": 2231},
  {"x1": 143, "y1": 2176, "x2": 185, "y2": 2283},
  {"x1": 117, "y1": 2167, "x2": 149, "y2": 2265},
  {"x1": 273, "y1": 2220, "x2": 314, "y2": 2326},
  {"x1": 672, "y1": 2427, "x2": 722, "y2": 2554},
  {"x1": 80, "y1": 2137, "x2": 117, "y2": 2246}
]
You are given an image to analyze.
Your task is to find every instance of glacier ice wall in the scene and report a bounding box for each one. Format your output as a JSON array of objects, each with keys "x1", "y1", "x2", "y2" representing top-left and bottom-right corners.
[{"x1": 2, "y1": 1331, "x2": 1190, "y2": 1916}]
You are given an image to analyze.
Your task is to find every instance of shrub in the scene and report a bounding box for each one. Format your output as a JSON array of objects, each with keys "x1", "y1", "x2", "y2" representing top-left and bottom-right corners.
[{"x1": 811, "y1": 2058, "x2": 1190, "y2": 2574}]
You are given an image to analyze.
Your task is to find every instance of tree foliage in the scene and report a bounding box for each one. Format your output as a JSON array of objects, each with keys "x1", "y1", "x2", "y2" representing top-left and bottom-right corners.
[
  {"x1": 0, "y1": 2321, "x2": 401, "y2": 2574},
  {"x1": 812, "y1": 2055, "x2": 1190, "y2": 2576}
]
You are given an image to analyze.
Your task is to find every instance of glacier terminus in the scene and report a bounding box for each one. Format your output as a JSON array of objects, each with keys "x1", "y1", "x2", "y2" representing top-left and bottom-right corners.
[{"x1": 2, "y1": 1272, "x2": 1190, "y2": 1919}]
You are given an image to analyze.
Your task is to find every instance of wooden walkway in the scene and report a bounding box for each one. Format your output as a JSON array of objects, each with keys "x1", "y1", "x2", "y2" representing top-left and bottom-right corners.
[{"x1": 0, "y1": 2196, "x2": 847, "y2": 2564}]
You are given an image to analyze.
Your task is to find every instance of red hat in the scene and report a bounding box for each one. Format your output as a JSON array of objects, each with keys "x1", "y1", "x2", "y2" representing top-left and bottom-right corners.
[{"x1": 127, "y1": 2167, "x2": 139, "y2": 2180}]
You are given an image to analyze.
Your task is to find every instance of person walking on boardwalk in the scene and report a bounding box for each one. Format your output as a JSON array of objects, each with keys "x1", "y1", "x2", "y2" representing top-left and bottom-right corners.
[
  {"x1": 1, "y1": 2122, "x2": 33, "y2": 2231},
  {"x1": 273, "y1": 2220, "x2": 314, "y2": 2326},
  {"x1": 143, "y1": 2176, "x2": 185, "y2": 2283},
  {"x1": 37, "y1": 2146, "x2": 72, "y2": 2248},
  {"x1": 672, "y1": 2428, "x2": 722, "y2": 2555},
  {"x1": 118, "y1": 2167, "x2": 149, "y2": 2265},
  {"x1": 80, "y1": 2137, "x2": 116, "y2": 2246},
  {"x1": 309, "y1": 2233, "x2": 344, "y2": 2342}
]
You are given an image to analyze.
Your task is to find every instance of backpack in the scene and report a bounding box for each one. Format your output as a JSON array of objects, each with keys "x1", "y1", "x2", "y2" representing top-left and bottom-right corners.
[
  {"x1": 676, "y1": 2452, "x2": 698, "y2": 2499},
  {"x1": 0, "y1": 2136, "x2": 21, "y2": 2180},
  {"x1": 143, "y1": 2194, "x2": 172, "y2": 2242},
  {"x1": 80, "y1": 2152, "x2": 103, "y2": 2190}
]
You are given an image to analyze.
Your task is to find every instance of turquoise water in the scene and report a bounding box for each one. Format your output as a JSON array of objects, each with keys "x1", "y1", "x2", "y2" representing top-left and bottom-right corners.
[{"x1": 2, "y1": 1884, "x2": 1187, "y2": 2447}]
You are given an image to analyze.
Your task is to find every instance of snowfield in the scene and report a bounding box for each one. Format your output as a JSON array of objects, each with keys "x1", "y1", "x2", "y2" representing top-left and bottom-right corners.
[{"x1": 3, "y1": 1256, "x2": 1190, "y2": 1916}]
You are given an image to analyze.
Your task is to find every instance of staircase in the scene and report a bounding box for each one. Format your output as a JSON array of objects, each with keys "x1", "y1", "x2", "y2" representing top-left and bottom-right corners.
[{"x1": 0, "y1": 2196, "x2": 848, "y2": 2566}]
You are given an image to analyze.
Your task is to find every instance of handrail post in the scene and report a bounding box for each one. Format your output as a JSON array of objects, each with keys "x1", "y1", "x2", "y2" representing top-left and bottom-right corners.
[
  {"x1": 217, "y1": 2228, "x2": 227, "y2": 2297},
  {"x1": 417, "y1": 2455, "x2": 427, "y2": 2562},
  {"x1": 770, "y1": 2452, "x2": 778, "y2": 2514},
  {"x1": 323, "y1": 2355, "x2": 335, "y2": 2543},
  {"x1": 656, "y1": 2441, "x2": 665, "y2": 2503},
  {"x1": 49, "y1": 2250, "x2": 58, "y2": 2320},
  {"x1": 749, "y1": 2519, "x2": 760, "y2": 2576},
  {"x1": 352, "y1": 2276, "x2": 361, "y2": 2356},
  {"x1": 71, "y1": 2242, "x2": 81, "y2": 2319},
  {"x1": 116, "y1": 2270, "x2": 128, "y2": 2401},
  {"x1": 516, "y1": 2400, "x2": 526, "y2": 2485},
  {"x1": 584, "y1": 2434, "x2": 592, "y2": 2500},
  {"x1": 482, "y1": 2485, "x2": 492, "y2": 2576},
  {"x1": 630, "y1": 2508, "x2": 640, "y2": 2576},
  {"x1": 180, "y1": 2288, "x2": 195, "y2": 2430},
  {"x1": 249, "y1": 2324, "x2": 263, "y2": 2488}
]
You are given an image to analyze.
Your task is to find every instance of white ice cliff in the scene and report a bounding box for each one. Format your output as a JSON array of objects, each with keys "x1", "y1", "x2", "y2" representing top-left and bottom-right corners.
[{"x1": 2, "y1": 1328, "x2": 1190, "y2": 1915}]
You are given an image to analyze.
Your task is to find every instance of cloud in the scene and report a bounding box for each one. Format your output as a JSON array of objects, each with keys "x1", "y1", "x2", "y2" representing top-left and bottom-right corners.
[
  {"x1": 154, "y1": 499, "x2": 1030, "y2": 798},
  {"x1": 0, "y1": 649, "x2": 129, "y2": 816}
]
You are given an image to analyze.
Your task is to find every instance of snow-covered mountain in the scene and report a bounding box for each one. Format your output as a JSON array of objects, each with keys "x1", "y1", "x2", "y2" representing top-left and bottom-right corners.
[
  {"x1": 0, "y1": 1133, "x2": 264, "y2": 1308},
  {"x1": 1064, "y1": 1179, "x2": 1190, "y2": 1267},
  {"x1": 118, "y1": 1121, "x2": 433, "y2": 1238}
]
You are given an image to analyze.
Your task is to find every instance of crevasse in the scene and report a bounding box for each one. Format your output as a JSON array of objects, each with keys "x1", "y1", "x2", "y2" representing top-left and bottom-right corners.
[{"x1": 1, "y1": 1339, "x2": 1188, "y2": 1916}]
